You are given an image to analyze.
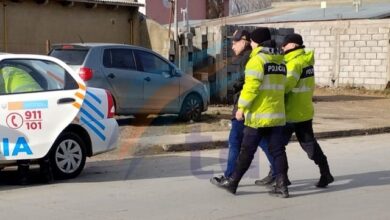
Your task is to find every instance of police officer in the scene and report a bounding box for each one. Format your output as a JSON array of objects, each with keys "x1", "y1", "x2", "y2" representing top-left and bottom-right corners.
[
  {"x1": 210, "y1": 30, "x2": 275, "y2": 186},
  {"x1": 217, "y1": 27, "x2": 290, "y2": 198},
  {"x1": 1, "y1": 65, "x2": 42, "y2": 93},
  {"x1": 280, "y1": 33, "x2": 334, "y2": 188}
]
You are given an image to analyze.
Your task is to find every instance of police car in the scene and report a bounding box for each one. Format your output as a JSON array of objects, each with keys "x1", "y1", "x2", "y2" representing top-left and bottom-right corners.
[{"x1": 0, "y1": 54, "x2": 119, "y2": 179}]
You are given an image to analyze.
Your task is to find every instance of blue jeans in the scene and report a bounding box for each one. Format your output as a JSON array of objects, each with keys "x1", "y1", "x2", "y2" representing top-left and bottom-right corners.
[{"x1": 224, "y1": 119, "x2": 275, "y2": 177}]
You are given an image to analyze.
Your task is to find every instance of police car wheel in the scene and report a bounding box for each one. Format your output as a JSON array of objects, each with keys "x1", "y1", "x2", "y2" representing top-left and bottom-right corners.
[
  {"x1": 179, "y1": 94, "x2": 202, "y2": 122},
  {"x1": 50, "y1": 132, "x2": 86, "y2": 180}
]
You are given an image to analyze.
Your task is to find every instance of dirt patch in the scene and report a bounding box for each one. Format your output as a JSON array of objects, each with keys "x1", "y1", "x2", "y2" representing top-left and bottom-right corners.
[
  {"x1": 117, "y1": 105, "x2": 233, "y2": 140},
  {"x1": 118, "y1": 87, "x2": 390, "y2": 138},
  {"x1": 90, "y1": 87, "x2": 390, "y2": 159}
]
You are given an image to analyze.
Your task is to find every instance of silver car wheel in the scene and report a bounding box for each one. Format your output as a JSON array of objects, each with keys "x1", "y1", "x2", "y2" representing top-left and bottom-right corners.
[
  {"x1": 55, "y1": 139, "x2": 83, "y2": 174},
  {"x1": 180, "y1": 94, "x2": 202, "y2": 122}
]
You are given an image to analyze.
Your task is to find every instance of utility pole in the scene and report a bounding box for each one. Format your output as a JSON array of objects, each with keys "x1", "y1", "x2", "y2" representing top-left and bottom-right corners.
[
  {"x1": 173, "y1": 0, "x2": 181, "y2": 69},
  {"x1": 173, "y1": 0, "x2": 178, "y2": 43},
  {"x1": 352, "y1": 0, "x2": 362, "y2": 13},
  {"x1": 181, "y1": 0, "x2": 189, "y2": 33},
  {"x1": 2, "y1": 1, "x2": 7, "y2": 52}
]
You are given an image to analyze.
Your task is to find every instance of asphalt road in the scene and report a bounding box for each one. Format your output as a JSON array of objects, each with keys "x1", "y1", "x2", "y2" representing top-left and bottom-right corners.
[{"x1": 1, "y1": 134, "x2": 390, "y2": 220}]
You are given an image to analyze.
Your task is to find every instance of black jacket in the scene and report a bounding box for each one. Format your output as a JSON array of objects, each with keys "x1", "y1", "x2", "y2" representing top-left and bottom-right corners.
[{"x1": 232, "y1": 46, "x2": 252, "y2": 118}]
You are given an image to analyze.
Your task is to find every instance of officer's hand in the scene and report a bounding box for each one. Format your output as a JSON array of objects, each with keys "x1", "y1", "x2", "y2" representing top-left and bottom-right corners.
[{"x1": 236, "y1": 109, "x2": 244, "y2": 121}]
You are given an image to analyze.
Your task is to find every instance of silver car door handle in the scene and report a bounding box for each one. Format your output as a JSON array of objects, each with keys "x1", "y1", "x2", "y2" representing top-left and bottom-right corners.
[
  {"x1": 108, "y1": 73, "x2": 115, "y2": 79},
  {"x1": 58, "y1": 98, "x2": 76, "y2": 104},
  {"x1": 144, "y1": 77, "x2": 151, "y2": 82}
]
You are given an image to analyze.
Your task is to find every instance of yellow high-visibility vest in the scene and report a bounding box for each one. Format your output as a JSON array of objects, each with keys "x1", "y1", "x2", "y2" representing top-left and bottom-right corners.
[
  {"x1": 1, "y1": 66, "x2": 42, "y2": 94},
  {"x1": 284, "y1": 48, "x2": 315, "y2": 122},
  {"x1": 238, "y1": 46, "x2": 286, "y2": 128}
]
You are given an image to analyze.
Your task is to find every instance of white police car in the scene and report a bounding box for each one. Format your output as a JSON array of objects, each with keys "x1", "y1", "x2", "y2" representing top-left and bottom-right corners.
[{"x1": 0, "y1": 54, "x2": 119, "y2": 179}]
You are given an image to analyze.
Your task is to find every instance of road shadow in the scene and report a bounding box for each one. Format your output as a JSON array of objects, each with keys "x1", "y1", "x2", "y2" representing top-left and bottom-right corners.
[
  {"x1": 286, "y1": 170, "x2": 390, "y2": 198},
  {"x1": 313, "y1": 95, "x2": 387, "y2": 102},
  {"x1": 0, "y1": 166, "x2": 52, "y2": 191},
  {"x1": 212, "y1": 170, "x2": 390, "y2": 197},
  {"x1": 2, "y1": 155, "x2": 389, "y2": 198},
  {"x1": 0, "y1": 155, "x2": 227, "y2": 189}
]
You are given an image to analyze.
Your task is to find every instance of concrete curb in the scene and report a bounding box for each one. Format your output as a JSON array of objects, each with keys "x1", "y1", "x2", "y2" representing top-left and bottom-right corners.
[{"x1": 162, "y1": 126, "x2": 390, "y2": 152}]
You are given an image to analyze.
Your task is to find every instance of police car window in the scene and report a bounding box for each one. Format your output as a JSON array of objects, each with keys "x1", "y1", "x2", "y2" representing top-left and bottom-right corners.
[
  {"x1": 103, "y1": 49, "x2": 136, "y2": 70},
  {"x1": 0, "y1": 59, "x2": 78, "y2": 95},
  {"x1": 134, "y1": 50, "x2": 172, "y2": 75}
]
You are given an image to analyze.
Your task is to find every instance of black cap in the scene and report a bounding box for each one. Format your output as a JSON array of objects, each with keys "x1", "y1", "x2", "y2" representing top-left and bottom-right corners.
[
  {"x1": 250, "y1": 28, "x2": 271, "y2": 45},
  {"x1": 282, "y1": 33, "x2": 303, "y2": 47},
  {"x1": 232, "y1": 29, "x2": 250, "y2": 42}
]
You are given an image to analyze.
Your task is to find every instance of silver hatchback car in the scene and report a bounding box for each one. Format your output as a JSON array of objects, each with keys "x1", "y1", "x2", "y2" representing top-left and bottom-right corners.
[{"x1": 49, "y1": 43, "x2": 208, "y2": 121}]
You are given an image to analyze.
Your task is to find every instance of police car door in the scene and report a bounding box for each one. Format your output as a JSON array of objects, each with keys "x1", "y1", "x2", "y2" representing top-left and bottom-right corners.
[{"x1": 0, "y1": 57, "x2": 83, "y2": 161}]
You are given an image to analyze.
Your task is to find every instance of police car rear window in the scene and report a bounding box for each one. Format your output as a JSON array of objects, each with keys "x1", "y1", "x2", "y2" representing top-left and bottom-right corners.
[{"x1": 49, "y1": 49, "x2": 89, "y2": 65}]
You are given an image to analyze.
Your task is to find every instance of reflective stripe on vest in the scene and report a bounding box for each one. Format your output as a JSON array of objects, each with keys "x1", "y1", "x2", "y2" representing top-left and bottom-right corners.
[
  {"x1": 245, "y1": 112, "x2": 285, "y2": 120},
  {"x1": 292, "y1": 86, "x2": 312, "y2": 93},
  {"x1": 260, "y1": 84, "x2": 285, "y2": 91},
  {"x1": 287, "y1": 71, "x2": 300, "y2": 80},
  {"x1": 238, "y1": 98, "x2": 251, "y2": 108},
  {"x1": 258, "y1": 53, "x2": 286, "y2": 91},
  {"x1": 257, "y1": 53, "x2": 269, "y2": 64},
  {"x1": 245, "y1": 70, "x2": 263, "y2": 80}
]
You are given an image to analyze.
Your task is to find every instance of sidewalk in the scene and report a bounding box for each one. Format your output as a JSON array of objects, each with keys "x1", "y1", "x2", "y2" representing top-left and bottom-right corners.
[{"x1": 119, "y1": 94, "x2": 390, "y2": 154}]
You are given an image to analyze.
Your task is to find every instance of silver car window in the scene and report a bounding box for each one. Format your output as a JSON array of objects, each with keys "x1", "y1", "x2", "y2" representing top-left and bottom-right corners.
[
  {"x1": 49, "y1": 49, "x2": 89, "y2": 65},
  {"x1": 134, "y1": 50, "x2": 172, "y2": 75},
  {"x1": 103, "y1": 48, "x2": 136, "y2": 70}
]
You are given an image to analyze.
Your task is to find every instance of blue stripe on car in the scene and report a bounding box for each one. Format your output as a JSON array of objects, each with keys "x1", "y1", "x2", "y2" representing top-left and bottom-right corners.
[
  {"x1": 80, "y1": 117, "x2": 106, "y2": 141},
  {"x1": 83, "y1": 99, "x2": 105, "y2": 119},
  {"x1": 86, "y1": 90, "x2": 102, "y2": 104},
  {"x1": 80, "y1": 108, "x2": 106, "y2": 130}
]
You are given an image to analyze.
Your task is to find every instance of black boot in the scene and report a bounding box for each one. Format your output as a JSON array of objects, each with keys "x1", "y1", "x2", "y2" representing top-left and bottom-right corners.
[
  {"x1": 39, "y1": 158, "x2": 53, "y2": 184},
  {"x1": 17, "y1": 160, "x2": 30, "y2": 185},
  {"x1": 210, "y1": 175, "x2": 226, "y2": 186},
  {"x1": 217, "y1": 177, "x2": 239, "y2": 195},
  {"x1": 316, "y1": 161, "x2": 334, "y2": 188},
  {"x1": 265, "y1": 176, "x2": 292, "y2": 189},
  {"x1": 255, "y1": 168, "x2": 275, "y2": 186},
  {"x1": 268, "y1": 174, "x2": 289, "y2": 198}
]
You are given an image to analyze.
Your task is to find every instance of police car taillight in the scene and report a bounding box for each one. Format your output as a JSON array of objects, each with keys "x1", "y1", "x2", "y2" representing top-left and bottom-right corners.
[
  {"x1": 79, "y1": 67, "x2": 93, "y2": 81},
  {"x1": 106, "y1": 90, "x2": 115, "y2": 118}
]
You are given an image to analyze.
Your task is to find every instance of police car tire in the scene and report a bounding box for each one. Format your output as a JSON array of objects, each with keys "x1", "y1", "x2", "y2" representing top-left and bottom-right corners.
[
  {"x1": 50, "y1": 132, "x2": 87, "y2": 180},
  {"x1": 179, "y1": 94, "x2": 202, "y2": 122}
]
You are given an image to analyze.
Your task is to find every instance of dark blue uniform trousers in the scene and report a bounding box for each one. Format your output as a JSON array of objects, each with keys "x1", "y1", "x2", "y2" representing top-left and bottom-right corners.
[
  {"x1": 285, "y1": 120, "x2": 328, "y2": 170},
  {"x1": 231, "y1": 125, "x2": 288, "y2": 182},
  {"x1": 224, "y1": 119, "x2": 275, "y2": 177}
]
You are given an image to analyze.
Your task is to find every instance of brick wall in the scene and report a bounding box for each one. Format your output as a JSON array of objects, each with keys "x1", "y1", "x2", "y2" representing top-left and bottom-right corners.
[
  {"x1": 193, "y1": 19, "x2": 390, "y2": 102},
  {"x1": 258, "y1": 19, "x2": 390, "y2": 90}
]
